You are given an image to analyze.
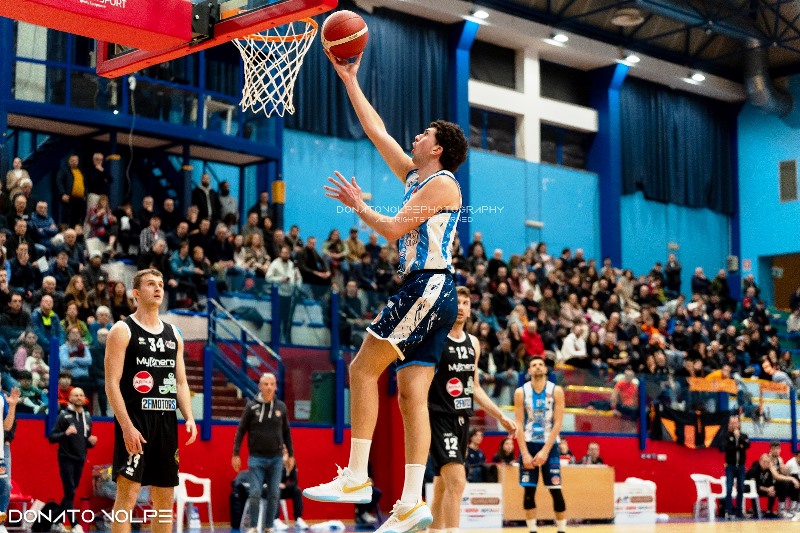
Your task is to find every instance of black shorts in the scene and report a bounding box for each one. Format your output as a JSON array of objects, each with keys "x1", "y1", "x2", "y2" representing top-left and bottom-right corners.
[
  {"x1": 429, "y1": 411, "x2": 469, "y2": 475},
  {"x1": 519, "y1": 442, "x2": 561, "y2": 488},
  {"x1": 113, "y1": 409, "x2": 179, "y2": 487}
]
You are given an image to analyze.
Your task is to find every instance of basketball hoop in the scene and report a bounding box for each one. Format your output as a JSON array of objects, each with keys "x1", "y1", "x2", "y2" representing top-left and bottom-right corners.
[{"x1": 234, "y1": 18, "x2": 318, "y2": 117}]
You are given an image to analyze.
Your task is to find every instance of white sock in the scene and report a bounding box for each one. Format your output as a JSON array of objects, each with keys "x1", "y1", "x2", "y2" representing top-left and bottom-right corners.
[
  {"x1": 556, "y1": 519, "x2": 567, "y2": 532},
  {"x1": 526, "y1": 519, "x2": 537, "y2": 532},
  {"x1": 429, "y1": 530, "x2": 444, "y2": 533},
  {"x1": 444, "y1": 528, "x2": 459, "y2": 533},
  {"x1": 348, "y1": 438, "x2": 371, "y2": 481},
  {"x1": 400, "y1": 464, "x2": 426, "y2": 503}
]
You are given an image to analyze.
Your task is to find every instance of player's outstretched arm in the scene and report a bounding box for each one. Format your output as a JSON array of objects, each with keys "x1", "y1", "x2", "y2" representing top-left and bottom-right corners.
[
  {"x1": 471, "y1": 335, "x2": 516, "y2": 435},
  {"x1": 325, "y1": 171, "x2": 460, "y2": 241},
  {"x1": 325, "y1": 50, "x2": 413, "y2": 182},
  {"x1": 174, "y1": 329, "x2": 197, "y2": 445},
  {"x1": 105, "y1": 322, "x2": 148, "y2": 454}
]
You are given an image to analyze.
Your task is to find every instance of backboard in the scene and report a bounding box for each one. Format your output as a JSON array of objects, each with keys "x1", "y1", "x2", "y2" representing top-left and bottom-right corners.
[
  {"x1": 0, "y1": 0, "x2": 194, "y2": 52},
  {"x1": 96, "y1": 0, "x2": 336, "y2": 78}
]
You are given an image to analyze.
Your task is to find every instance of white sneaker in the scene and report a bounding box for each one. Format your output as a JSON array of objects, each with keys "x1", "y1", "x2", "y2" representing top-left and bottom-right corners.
[
  {"x1": 274, "y1": 519, "x2": 289, "y2": 531},
  {"x1": 72, "y1": 525, "x2": 84, "y2": 533},
  {"x1": 246, "y1": 528, "x2": 258, "y2": 533},
  {"x1": 302, "y1": 466, "x2": 372, "y2": 504},
  {"x1": 374, "y1": 501, "x2": 432, "y2": 533},
  {"x1": 295, "y1": 518, "x2": 309, "y2": 530}
]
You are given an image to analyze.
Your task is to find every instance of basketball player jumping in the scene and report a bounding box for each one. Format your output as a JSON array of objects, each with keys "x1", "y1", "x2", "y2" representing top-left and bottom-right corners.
[
  {"x1": 514, "y1": 357, "x2": 567, "y2": 533},
  {"x1": 303, "y1": 50, "x2": 468, "y2": 533},
  {"x1": 105, "y1": 269, "x2": 197, "y2": 533},
  {"x1": 428, "y1": 286, "x2": 516, "y2": 533}
]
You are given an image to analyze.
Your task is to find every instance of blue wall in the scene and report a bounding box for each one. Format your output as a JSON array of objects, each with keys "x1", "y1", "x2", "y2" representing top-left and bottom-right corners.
[
  {"x1": 283, "y1": 130, "x2": 401, "y2": 244},
  {"x1": 469, "y1": 151, "x2": 600, "y2": 260},
  {"x1": 738, "y1": 76, "x2": 800, "y2": 304},
  {"x1": 621, "y1": 192, "x2": 731, "y2": 295},
  {"x1": 282, "y1": 130, "x2": 601, "y2": 259}
]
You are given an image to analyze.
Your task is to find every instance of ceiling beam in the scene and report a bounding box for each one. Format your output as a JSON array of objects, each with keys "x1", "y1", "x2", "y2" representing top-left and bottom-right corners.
[{"x1": 635, "y1": 0, "x2": 768, "y2": 43}]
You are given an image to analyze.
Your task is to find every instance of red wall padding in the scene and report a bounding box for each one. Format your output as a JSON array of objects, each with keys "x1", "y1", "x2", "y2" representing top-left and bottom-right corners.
[{"x1": 10, "y1": 416, "x2": 781, "y2": 521}]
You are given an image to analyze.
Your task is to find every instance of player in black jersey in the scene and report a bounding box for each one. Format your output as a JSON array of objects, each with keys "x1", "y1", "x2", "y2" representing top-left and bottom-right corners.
[
  {"x1": 428, "y1": 286, "x2": 516, "y2": 533},
  {"x1": 105, "y1": 269, "x2": 196, "y2": 533}
]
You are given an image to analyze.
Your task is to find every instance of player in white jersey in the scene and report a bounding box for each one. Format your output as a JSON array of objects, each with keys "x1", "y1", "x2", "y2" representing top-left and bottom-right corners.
[
  {"x1": 303, "y1": 50, "x2": 468, "y2": 533},
  {"x1": 514, "y1": 358, "x2": 566, "y2": 533}
]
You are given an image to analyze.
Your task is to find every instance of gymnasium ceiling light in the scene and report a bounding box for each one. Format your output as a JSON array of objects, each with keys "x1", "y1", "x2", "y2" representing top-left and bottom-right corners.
[
  {"x1": 619, "y1": 51, "x2": 640, "y2": 65},
  {"x1": 690, "y1": 71, "x2": 706, "y2": 82},
  {"x1": 610, "y1": 7, "x2": 645, "y2": 27},
  {"x1": 471, "y1": 8, "x2": 489, "y2": 19},
  {"x1": 544, "y1": 31, "x2": 569, "y2": 46}
]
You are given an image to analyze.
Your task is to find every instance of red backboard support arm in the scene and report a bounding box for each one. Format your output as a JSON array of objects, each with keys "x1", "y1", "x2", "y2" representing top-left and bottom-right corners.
[
  {"x1": 0, "y1": 0, "x2": 192, "y2": 51},
  {"x1": 96, "y1": 0, "x2": 337, "y2": 78}
]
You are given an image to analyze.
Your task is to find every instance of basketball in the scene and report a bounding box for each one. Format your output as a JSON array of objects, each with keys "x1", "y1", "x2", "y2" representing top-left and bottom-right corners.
[{"x1": 321, "y1": 10, "x2": 368, "y2": 59}]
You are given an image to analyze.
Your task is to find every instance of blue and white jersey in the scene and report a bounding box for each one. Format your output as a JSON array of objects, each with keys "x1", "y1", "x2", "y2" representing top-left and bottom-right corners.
[
  {"x1": 398, "y1": 169, "x2": 461, "y2": 276},
  {"x1": 523, "y1": 380, "x2": 557, "y2": 444}
]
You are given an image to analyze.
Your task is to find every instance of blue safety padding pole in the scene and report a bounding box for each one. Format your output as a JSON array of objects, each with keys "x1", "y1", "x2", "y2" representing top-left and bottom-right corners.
[
  {"x1": 202, "y1": 347, "x2": 213, "y2": 441},
  {"x1": 791, "y1": 387, "x2": 798, "y2": 453},
  {"x1": 46, "y1": 337, "x2": 60, "y2": 436},
  {"x1": 330, "y1": 292, "x2": 340, "y2": 365},
  {"x1": 334, "y1": 357, "x2": 345, "y2": 444},
  {"x1": 638, "y1": 374, "x2": 647, "y2": 450},
  {"x1": 271, "y1": 283, "x2": 280, "y2": 349}
]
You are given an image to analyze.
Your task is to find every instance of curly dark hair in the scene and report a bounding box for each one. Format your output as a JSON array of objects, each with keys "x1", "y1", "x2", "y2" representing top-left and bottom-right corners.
[{"x1": 430, "y1": 120, "x2": 468, "y2": 173}]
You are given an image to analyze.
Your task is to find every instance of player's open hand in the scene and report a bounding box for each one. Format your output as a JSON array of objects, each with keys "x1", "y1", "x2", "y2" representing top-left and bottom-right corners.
[
  {"x1": 324, "y1": 49, "x2": 362, "y2": 80},
  {"x1": 185, "y1": 419, "x2": 198, "y2": 445},
  {"x1": 325, "y1": 171, "x2": 364, "y2": 211},
  {"x1": 6, "y1": 387, "x2": 20, "y2": 406},
  {"x1": 122, "y1": 424, "x2": 147, "y2": 455}
]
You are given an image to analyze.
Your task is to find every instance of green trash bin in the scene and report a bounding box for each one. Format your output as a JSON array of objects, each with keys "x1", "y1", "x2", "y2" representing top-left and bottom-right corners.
[{"x1": 309, "y1": 371, "x2": 336, "y2": 424}]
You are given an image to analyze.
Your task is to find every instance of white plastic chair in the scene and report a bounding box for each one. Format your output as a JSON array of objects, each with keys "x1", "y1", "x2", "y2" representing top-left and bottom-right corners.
[
  {"x1": 723, "y1": 476, "x2": 761, "y2": 519},
  {"x1": 690, "y1": 473, "x2": 725, "y2": 521},
  {"x1": 175, "y1": 473, "x2": 214, "y2": 533}
]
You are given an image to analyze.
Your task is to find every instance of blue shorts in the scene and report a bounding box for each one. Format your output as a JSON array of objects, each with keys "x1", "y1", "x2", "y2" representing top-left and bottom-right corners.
[
  {"x1": 367, "y1": 270, "x2": 457, "y2": 369},
  {"x1": 519, "y1": 442, "x2": 561, "y2": 488}
]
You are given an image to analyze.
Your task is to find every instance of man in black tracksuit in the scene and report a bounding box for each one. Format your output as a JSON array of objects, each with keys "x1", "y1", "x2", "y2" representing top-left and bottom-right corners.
[
  {"x1": 722, "y1": 416, "x2": 749, "y2": 518},
  {"x1": 49, "y1": 388, "x2": 97, "y2": 533},
  {"x1": 231, "y1": 373, "x2": 294, "y2": 533}
]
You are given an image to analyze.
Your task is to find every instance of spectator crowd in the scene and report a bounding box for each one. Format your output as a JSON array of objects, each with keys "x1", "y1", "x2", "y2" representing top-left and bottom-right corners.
[{"x1": 2, "y1": 153, "x2": 799, "y2": 421}]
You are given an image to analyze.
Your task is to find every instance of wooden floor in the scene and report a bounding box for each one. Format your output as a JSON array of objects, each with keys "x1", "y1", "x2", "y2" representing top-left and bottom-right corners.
[
  {"x1": 465, "y1": 520, "x2": 797, "y2": 533},
  {"x1": 217, "y1": 520, "x2": 798, "y2": 533}
]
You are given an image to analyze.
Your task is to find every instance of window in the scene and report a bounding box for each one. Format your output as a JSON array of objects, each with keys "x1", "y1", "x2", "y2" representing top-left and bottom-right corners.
[
  {"x1": 470, "y1": 108, "x2": 516, "y2": 156},
  {"x1": 541, "y1": 125, "x2": 593, "y2": 170},
  {"x1": 470, "y1": 40, "x2": 516, "y2": 89},
  {"x1": 540, "y1": 60, "x2": 590, "y2": 106}
]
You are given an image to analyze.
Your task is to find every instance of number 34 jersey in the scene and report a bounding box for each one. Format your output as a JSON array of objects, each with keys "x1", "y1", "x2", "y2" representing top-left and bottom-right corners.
[
  {"x1": 118, "y1": 316, "x2": 181, "y2": 413},
  {"x1": 429, "y1": 332, "x2": 476, "y2": 417}
]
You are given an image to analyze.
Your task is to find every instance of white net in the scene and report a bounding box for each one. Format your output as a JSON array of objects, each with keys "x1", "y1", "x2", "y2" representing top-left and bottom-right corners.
[{"x1": 234, "y1": 18, "x2": 318, "y2": 117}]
